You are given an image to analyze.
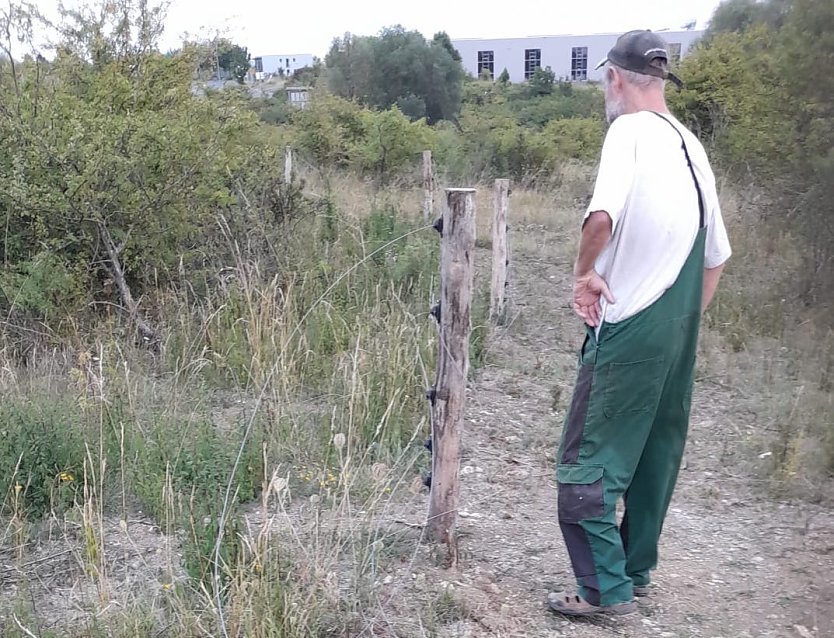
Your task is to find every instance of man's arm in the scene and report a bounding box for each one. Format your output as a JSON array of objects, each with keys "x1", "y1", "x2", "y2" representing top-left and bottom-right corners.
[
  {"x1": 572, "y1": 211, "x2": 615, "y2": 327},
  {"x1": 575, "y1": 211, "x2": 613, "y2": 277},
  {"x1": 702, "y1": 263, "x2": 725, "y2": 313}
]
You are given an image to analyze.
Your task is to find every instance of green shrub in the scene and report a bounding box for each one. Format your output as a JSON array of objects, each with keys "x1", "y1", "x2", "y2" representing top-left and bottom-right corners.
[
  {"x1": 352, "y1": 107, "x2": 434, "y2": 185},
  {"x1": 0, "y1": 399, "x2": 90, "y2": 520},
  {"x1": 0, "y1": 253, "x2": 85, "y2": 320},
  {"x1": 538, "y1": 118, "x2": 604, "y2": 164},
  {"x1": 129, "y1": 413, "x2": 263, "y2": 523}
]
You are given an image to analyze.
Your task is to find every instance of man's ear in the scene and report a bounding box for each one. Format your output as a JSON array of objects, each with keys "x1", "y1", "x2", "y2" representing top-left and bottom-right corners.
[{"x1": 608, "y1": 66, "x2": 621, "y2": 91}]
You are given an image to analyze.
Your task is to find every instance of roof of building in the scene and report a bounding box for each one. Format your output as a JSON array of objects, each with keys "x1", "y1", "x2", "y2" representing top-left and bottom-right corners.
[
  {"x1": 252, "y1": 53, "x2": 315, "y2": 58},
  {"x1": 452, "y1": 29, "x2": 702, "y2": 42}
]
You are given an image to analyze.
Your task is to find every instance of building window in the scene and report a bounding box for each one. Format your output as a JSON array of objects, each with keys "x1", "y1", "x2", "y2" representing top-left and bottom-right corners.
[
  {"x1": 668, "y1": 43, "x2": 682, "y2": 66},
  {"x1": 524, "y1": 49, "x2": 541, "y2": 80},
  {"x1": 571, "y1": 46, "x2": 588, "y2": 81},
  {"x1": 477, "y1": 50, "x2": 494, "y2": 79},
  {"x1": 254, "y1": 57, "x2": 263, "y2": 73}
]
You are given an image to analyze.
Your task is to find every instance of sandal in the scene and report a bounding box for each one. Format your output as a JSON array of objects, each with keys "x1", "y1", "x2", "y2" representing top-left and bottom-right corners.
[{"x1": 547, "y1": 591, "x2": 637, "y2": 617}]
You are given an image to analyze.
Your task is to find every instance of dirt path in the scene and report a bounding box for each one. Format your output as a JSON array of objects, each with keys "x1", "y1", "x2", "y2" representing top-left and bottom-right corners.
[{"x1": 389, "y1": 236, "x2": 834, "y2": 638}]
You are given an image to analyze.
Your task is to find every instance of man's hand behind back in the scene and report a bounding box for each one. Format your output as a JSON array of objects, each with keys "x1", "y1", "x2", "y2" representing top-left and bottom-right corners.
[{"x1": 573, "y1": 271, "x2": 615, "y2": 328}]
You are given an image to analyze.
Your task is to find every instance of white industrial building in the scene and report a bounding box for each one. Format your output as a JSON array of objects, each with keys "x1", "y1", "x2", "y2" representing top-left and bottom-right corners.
[
  {"x1": 252, "y1": 53, "x2": 315, "y2": 77},
  {"x1": 452, "y1": 30, "x2": 703, "y2": 83}
]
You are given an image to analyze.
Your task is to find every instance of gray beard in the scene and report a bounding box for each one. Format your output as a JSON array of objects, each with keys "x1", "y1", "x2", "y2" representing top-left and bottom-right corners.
[{"x1": 605, "y1": 96, "x2": 626, "y2": 124}]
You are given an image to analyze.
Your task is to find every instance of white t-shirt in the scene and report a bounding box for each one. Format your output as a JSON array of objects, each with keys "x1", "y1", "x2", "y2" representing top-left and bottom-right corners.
[{"x1": 584, "y1": 111, "x2": 732, "y2": 326}]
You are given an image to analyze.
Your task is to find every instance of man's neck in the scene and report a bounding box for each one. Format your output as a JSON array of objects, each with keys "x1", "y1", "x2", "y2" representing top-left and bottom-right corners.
[{"x1": 627, "y1": 92, "x2": 669, "y2": 116}]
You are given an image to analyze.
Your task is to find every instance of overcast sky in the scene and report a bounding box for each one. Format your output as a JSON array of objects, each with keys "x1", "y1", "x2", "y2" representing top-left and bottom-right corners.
[{"x1": 34, "y1": 0, "x2": 726, "y2": 58}]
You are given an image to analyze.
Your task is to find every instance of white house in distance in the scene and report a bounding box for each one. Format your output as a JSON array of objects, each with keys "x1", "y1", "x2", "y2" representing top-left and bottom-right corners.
[
  {"x1": 452, "y1": 30, "x2": 703, "y2": 83},
  {"x1": 252, "y1": 53, "x2": 315, "y2": 77}
]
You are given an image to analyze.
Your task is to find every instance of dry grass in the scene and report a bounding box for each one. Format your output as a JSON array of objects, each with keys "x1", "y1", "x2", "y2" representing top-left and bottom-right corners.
[
  {"x1": 696, "y1": 176, "x2": 834, "y2": 499},
  {"x1": 1, "y1": 165, "x2": 831, "y2": 636},
  {"x1": 0, "y1": 169, "x2": 445, "y2": 637}
]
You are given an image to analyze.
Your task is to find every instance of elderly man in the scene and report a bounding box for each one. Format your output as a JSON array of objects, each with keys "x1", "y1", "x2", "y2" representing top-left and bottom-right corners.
[{"x1": 548, "y1": 30, "x2": 732, "y2": 617}]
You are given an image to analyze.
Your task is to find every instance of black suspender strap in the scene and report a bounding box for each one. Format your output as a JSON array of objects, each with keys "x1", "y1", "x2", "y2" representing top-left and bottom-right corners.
[{"x1": 652, "y1": 112, "x2": 706, "y2": 229}]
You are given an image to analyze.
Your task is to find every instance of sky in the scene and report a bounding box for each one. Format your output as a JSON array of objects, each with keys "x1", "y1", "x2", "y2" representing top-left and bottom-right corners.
[{"x1": 32, "y1": 0, "x2": 726, "y2": 58}]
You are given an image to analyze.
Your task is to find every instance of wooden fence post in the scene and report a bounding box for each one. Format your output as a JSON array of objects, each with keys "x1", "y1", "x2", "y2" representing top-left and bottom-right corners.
[
  {"x1": 284, "y1": 146, "x2": 293, "y2": 183},
  {"x1": 422, "y1": 150, "x2": 433, "y2": 222},
  {"x1": 490, "y1": 179, "x2": 510, "y2": 323},
  {"x1": 427, "y1": 188, "x2": 476, "y2": 556}
]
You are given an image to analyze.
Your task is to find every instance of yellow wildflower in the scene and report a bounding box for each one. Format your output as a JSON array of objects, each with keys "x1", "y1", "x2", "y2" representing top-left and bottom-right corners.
[{"x1": 59, "y1": 471, "x2": 75, "y2": 483}]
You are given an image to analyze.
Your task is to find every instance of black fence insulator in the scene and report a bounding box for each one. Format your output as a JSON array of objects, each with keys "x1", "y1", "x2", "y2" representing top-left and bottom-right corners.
[
  {"x1": 425, "y1": 387, "x2": 437, "y2": 405},
  {"x1": 432, "y1": 216, "x2": 443, "y2": 236},
  {"x1": 430, "y1": 302, "x2": 441, "y2": 323},
  {"x1": 421, "y1": 438, "x2": 433, "y2": 488}
]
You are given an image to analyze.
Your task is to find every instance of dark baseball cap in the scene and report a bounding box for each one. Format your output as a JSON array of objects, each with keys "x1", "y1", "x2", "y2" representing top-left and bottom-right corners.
[{"x1": 595, "y1": 30, "x2": 683, "y2": 88}]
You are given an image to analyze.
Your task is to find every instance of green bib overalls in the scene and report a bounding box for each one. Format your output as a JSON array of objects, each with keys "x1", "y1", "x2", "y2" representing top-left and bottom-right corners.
[{"x1": 556, "y1": 114, "x2": 706, "y2": 607}]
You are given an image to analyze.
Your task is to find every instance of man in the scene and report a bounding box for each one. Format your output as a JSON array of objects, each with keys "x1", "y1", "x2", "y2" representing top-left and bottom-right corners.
[{"x1": 547, "y1": 30, "x2": 732, "y2": 617}]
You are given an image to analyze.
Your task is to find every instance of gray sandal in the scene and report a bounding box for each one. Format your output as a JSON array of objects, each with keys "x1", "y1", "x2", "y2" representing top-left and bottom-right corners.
[{"x1": 547, "y1": 591, "x2": 637, "y2": 617}]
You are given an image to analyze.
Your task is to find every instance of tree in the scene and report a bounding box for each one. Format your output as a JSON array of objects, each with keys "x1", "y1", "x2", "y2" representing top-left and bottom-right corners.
[
  {"x1": 676, "y1": 0, "x2": 834, "y2": 293},
  {"x1": 395, "y1": 94, "x2": 428, "y2": 120},
  {"x1": 707, "y1": 0, "x2": 789, "y2": 36},
  {"x1": 777, "y1": 0, "x2": 834, "y2": 284},
  {"x1": 289, "y1": 95, "x2": 366, "y2": 177},
  {"x1": 352, "y1": 106, "x2": 432, "y2": 185},
  {"x1": 527, "y1": 66, "x2": 556, "y2": 96},
  {"x1": 217, "y1": 40, "x2": 249, "y2": 83},
  {"x1": 0, "y1": 0, "x2": 286, "y2": 337},
  {"x1": 432, "y1": 31, "x2": 461, "y2": 62},
  {"x1": 290, "y1": 60, "x2": 324, "y2": 86},
  {"x1": 325, "y1": 26, "x2": 464, "y2": 124},
  {"x1": 326, "y1": 33, "x2": 376, "y2": 100},
  {"x1": 497, "y1": 68, "x2": 510, "y2": 85}
]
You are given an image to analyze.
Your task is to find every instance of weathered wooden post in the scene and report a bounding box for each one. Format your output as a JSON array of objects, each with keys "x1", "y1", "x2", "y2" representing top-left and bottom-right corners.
[
  {"x1": 422, "y1": 150, "x2": 434, "y2": 222},
  {"x1": 427, "y1": 188, "x2": 476, "y2": 556},
  {"x1": 284, "y1": 146, "x2": 293, "y2": 183},
  {"x1": 490, "y1": 179, "x2": 510, "y2": 324}
]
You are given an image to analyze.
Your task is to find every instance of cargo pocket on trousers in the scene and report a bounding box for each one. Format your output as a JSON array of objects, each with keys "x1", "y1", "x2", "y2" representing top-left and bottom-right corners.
[
  {"x1": 557, "y1": 464, "x2": 604, "y2": 523},
  {"x1": 602, "y1": 356, "x2": 665, "y2": 418}
]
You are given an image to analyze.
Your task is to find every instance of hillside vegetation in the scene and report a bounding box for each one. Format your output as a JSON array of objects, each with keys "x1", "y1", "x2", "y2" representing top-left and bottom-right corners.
[{"x1": 0, "y1": 0, "x2": 831, "y2": 635}]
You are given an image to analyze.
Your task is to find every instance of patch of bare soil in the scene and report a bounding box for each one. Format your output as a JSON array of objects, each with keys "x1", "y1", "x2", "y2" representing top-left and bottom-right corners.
[{"x1": 0, "y1": 514, "x2": 179, "y2": 633}]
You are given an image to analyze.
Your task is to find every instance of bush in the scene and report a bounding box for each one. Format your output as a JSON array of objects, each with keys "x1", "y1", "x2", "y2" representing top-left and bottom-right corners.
[
  {"x1": 326, "y1": 26, "x2": 464, "y2": 123},
  {"x1": 289, "y1": 96, "x2": 435, "y2": 185},
  {"x1": 0, "y1": 46, "x2": 295, "y2": 332},
  {"x1": 288, "y1": 95, "x2": 366, "y2": 173},
  {"x1": 671, "y1": 0, "x2": 834, "y2": 293},
  {"x1": 0, "y1": 399, "x2": 90, "y2": 520},
  {"x1": 352, "y1": 107, "x2": 434, "y2": 184},
  {"x1": 538, "y1": 117, "x2": 605, "y2": 164}
]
